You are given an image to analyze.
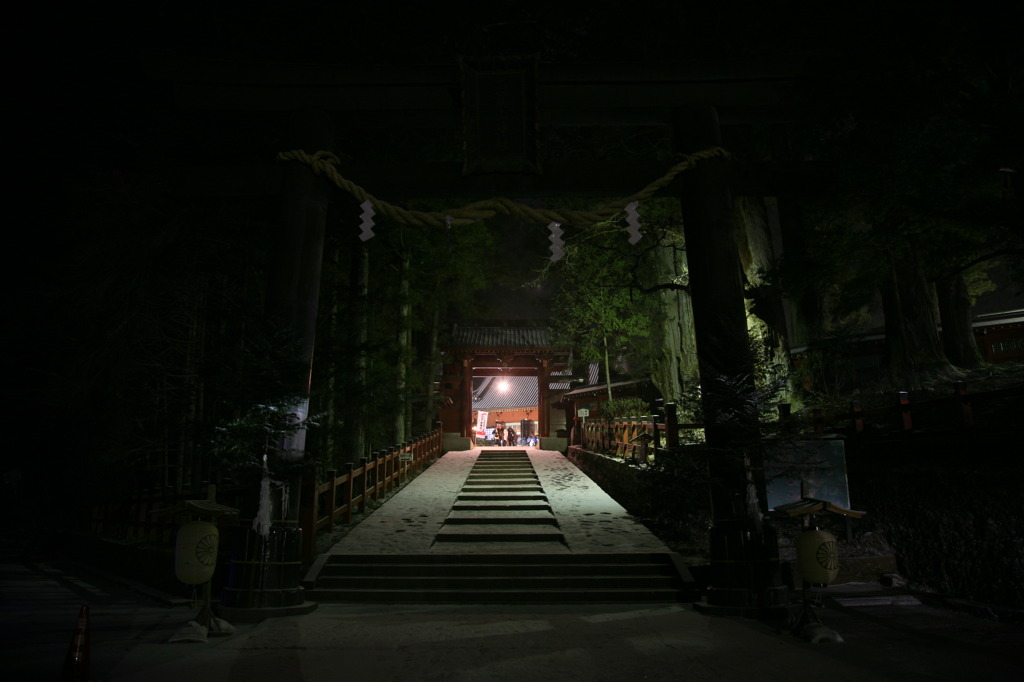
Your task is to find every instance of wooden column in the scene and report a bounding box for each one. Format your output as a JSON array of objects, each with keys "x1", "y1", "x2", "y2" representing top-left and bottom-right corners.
[
  {"x1": 538, "y1": 358, "x2": 550, "y2": 437},
  {"x1": 461, "y1": 356, "x2": 474, "y2": 437}
]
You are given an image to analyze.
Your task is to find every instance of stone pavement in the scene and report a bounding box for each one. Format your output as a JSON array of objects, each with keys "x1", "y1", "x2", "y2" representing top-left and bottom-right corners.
[
  {"x1": 323, "y1": 446, "x2": 672, "y2": 556},
  {"x1": 3, "y1": 448, "x2": 1022, "y2": 681}
]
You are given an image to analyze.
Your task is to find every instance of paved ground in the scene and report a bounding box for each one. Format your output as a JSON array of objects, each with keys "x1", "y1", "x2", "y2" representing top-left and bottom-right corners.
[
  {"x1": 4, "y1": 448, "x2": 1022, "y2": 681},
  {"x1": 324, "y1": 447, "x2": 671, "y2": 555}
]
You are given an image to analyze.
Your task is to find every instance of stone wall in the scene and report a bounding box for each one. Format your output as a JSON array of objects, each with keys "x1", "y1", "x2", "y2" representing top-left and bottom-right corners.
[
  {"x1": 566, "y1": 447, "x2": 650, "y2": 514},
  {"x1": 566, "y1": 446, "x2": 711, "y2": 562}
]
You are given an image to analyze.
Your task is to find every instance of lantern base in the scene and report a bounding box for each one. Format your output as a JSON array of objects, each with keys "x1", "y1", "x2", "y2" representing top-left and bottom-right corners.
[
  {"x1": 694, "y1": 585, "x2": 791, "y2": 619},
  {"x1": 790, "y1": 581, "x2": 844, "y2": 643},
  {"x1": 218, "y1": 600, "x2": 319, "y2": 623},
  {"x1": 797, "y1": 621, "x2": 845, "y2": 644}
]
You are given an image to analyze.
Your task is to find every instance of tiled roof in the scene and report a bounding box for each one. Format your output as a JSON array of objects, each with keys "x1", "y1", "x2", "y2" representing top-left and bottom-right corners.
[
  {"x1": 546, "y1": 363, "x2": 597, "y2": 391},
  {"x1": 448, "y1": 326, "x2": 565, "y2": 349},
  {"x1": 561, "y1": 378, "x2": 654, "y2": 399},
  {"x1": 473, "y1": 376, "x2": 537, "y2": 409}
]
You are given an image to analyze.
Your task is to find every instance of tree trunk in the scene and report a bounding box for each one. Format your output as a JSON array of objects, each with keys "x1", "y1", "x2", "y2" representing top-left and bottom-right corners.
[
  {"x1": 422, "y1": 302, "x2": 441, "y2": 434},
  {"x1": 345, "y1": 241, "x2": 369, "y2": 463},
  {"x1": 644, "y1": 232, "x2": 699, "y2": 411},
  {"x1": 735, "y1": 196, "x2": 793, "y2": 402},
  {"x1": 774, "y1": 193, "x2": 826, "y2": 347},
  {"x1": 394, "y1": 252, "x2": 410, "y2": 444},
  {"x1": 323, "y1": 244, "x2": 340, "y2": 464},
  {"x1": 186, "y1": 286, "x2": 205, "y2": 491},
  {"x1": 602, "y1": 335, "x2": 614, "y2": 402},
  {"x1": 936, "y1": 271, "x2": 983, "y2": 368},
  {"x1": 879, "y1": 250, "x2": 949, "y2": 383}
]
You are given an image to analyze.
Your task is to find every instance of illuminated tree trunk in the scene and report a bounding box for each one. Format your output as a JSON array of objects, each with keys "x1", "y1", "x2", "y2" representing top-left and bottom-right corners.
[
  {"x1": 644, "y1": 237, "x2": 700, "y2": 410},
  {"x1": 736, "y1": 196, "x2": 793, "y2": 400}
]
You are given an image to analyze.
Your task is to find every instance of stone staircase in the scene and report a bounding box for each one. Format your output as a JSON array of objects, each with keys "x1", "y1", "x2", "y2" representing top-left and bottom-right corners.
[
  {"x1": 303, "y1": 450, "x2": 697, "y2": 603},
  {"x1": 303, "y1": 552, "x2": 697, "y2": 603},
  {"x1": 433, "y1": 449, "x2": 566, "y2": 546}
]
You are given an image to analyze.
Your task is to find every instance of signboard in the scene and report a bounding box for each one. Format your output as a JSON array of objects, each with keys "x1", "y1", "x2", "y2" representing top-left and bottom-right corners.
[
  {"x1": 475, "y1": 411, "x2": 489, "y2": 439},
  {"x1": 577, "y1": 408, "x2": 590, "y2": 418},
  {"x1": 764, "y1": 440, "x2": 851, "y2": 510},
  {"x1": 399, "y1": 451, "x2": 413, "y2": 463}
]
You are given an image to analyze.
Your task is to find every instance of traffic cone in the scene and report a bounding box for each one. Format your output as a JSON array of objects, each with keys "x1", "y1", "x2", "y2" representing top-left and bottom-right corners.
[{"x1": 61, "y1": 603, "x2": 90, "y2": 681}]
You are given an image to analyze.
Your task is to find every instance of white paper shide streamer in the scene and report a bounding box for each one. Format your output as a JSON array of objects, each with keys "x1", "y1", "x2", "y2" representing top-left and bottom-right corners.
[
  {"x1": 548, "y1": 222, "x2": 564, "y2": 262},
  {"x1": 252, "y1": 454, "x2": 287, "y2": 538},
  {"x1": 625, "y1": 201, "x2": 642, "y2": 244},
  {"x1": 358, "y1": 200, "x2": 376, "y2": 241}
]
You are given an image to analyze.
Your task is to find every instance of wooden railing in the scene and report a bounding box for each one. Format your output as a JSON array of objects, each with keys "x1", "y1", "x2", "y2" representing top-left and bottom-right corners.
[
  {"x1": 577, "y1": 381, "x2": 1021, "y2": 462},
  {"x1": 806, "y1": 381, "x2": 1021, "y2": 440},
  {"x1": 88, "y1": 428, "x2": 444, "y2": 560},
  {"x1": 298, "y1": 428, "x2": 444, "y2": 558},
  {"x1": 579, "y1": 403, "x2": 702, "y2": 464}
]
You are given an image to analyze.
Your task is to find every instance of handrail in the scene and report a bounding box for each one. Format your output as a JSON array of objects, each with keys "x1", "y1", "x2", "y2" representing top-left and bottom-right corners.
[
  {"x1": 298, "y1": 427, "x2": 444, "y2": 558},
  {"x1": 580, "y1": 417, "x2": 702, "y2": 463},
  {"x1": 576, "y1": 381, "x2": 1016, "y2": 460},
  {"x1": 87, "y1": 429, "x2": 446, "y2": 561}
]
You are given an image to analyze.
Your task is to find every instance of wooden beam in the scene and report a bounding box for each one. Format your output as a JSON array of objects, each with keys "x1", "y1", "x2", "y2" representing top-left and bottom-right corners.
[
  {"x1": 144, "y1": 56, "x2": 805, "y2": 123},
  {"x1": 471, "y1": 367, "x2": 569, "y2": 377}
]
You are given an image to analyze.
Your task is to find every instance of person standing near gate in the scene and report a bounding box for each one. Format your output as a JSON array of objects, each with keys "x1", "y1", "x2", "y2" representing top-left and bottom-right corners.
[
  {"x1": 507, "y1": 425, "x2": 517, "y2": 447},
  {"x1": 493, "y1": 422, "x2": 506, "y2": 446}
]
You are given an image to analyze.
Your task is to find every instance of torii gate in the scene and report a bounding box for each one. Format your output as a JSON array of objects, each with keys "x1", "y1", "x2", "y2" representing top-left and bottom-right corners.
[{"x1": 149, "y1": 54, "x2": 802, "y2": 618}]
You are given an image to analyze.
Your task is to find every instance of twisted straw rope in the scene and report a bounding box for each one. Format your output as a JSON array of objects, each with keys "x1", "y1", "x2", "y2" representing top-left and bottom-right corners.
[{"x1": 276, "y1": 146, "x2": 729, "y2": 229}]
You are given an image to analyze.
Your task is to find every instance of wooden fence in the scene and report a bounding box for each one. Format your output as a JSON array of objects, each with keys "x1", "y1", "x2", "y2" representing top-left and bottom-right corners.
[
  {"x1": 88, "y1": 428, "x2": 445, "y2": 560},
  {"x1": 298, "y1": 428, "x2": 444, "y2": 558},
  {"x1": 825, "y1": 381, "x2": 1020, "y2": 441},
  {"x1": 579, "y1": 381, "x2": 1022, "y2": 462},
  {"x1": 579, "y1": 401, "x2": 702, "y2": 464}
]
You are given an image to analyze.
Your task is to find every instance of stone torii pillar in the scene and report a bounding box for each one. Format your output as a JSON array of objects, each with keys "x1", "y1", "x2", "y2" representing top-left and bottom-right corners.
[
  {"x1": 266, "y1": 109, "x2": 335, "y2": 443},
  {"x1": 673, "y1": 104, "x2": 786, "y2": 616},
  {"x1": 221, "y1": 108, "x2": 333, "y2": 619}
]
